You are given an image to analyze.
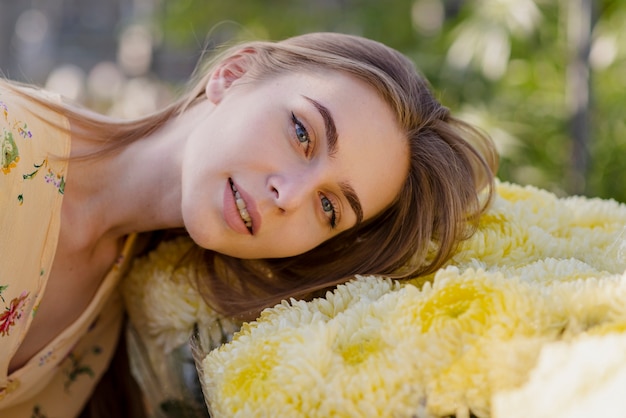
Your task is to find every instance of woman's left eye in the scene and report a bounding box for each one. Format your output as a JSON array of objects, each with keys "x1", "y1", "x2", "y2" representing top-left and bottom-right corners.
[
  {"x1": 320, "y1": 194, "x2": 337, "y2": 229},
  {"x1": 291, "y1": 112, "x2": 312, "y2": 155}
]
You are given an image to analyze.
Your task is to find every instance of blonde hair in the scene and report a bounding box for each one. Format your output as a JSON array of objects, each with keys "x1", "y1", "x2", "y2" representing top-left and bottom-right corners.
[
  {"x1": 190, "y1": 33, "x2": 498, "y2": 317},
  {"x1": 3, "y1": 32, "x2": 498, "y2": 318}
]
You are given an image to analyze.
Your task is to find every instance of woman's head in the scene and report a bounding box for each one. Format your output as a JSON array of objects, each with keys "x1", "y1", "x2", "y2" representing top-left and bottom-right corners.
[
  {"x1": 185, "y1": 32, "x2": 498, "y2": 317},
  {"x1": 180, "y1": 55, "x2": 409, "y2": 259}
]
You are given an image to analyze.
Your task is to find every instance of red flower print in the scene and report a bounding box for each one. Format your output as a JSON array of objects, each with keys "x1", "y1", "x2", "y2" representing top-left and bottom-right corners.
[{"x1": 0, "y1": 291, "x2": 29, "y2": 337}]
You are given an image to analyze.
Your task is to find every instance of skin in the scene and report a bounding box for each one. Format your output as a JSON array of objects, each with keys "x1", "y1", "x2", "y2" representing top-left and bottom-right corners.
[
  {"x1": 9, "y1": 55, "x2": 409, "y2": 371},
  {"x1": 182, "y1": 60, "x2": 410, "y2": 258}
]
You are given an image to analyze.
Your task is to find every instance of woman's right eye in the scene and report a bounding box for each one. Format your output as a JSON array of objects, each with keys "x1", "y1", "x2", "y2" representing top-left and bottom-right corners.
[{"x1": 291, "y1": 112, "x2": 312, "y2": 155}]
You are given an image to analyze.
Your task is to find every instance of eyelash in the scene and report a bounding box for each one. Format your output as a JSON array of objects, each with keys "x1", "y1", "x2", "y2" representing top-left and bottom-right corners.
[
  {"x1": 291, "y1": 112, "x2": 312, "y2": 156},
  {"x1": 291, "y1": 112, "x2": 338, "y2": 229},
  {"x1": 320, "y1": 193, "x2": 338, "y2": 229}
]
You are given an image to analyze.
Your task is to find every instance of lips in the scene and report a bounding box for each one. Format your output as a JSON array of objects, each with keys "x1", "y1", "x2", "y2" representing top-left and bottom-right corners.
[
  {"x1": 224, "y1": 178, "x2": 261, "y2": 235},
  {"x1": 229, "y1": 178, "x2": 252, "y2": 232}
]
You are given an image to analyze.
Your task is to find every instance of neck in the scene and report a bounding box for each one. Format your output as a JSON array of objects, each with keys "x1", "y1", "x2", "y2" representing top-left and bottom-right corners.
[{"x1": 62, "y1": 101, "x2": 210, "y2": 248}]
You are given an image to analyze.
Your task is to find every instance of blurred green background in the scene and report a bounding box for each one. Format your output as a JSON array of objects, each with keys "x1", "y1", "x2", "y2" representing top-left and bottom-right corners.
[{"x1": 1, "y1": 0, "x2": 624, "y2": 202}]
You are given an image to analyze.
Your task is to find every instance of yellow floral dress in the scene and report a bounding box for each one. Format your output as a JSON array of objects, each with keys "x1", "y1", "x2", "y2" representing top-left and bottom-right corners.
[{"x1": 0, "y1": 84, "x2": 136, "y2": 417}]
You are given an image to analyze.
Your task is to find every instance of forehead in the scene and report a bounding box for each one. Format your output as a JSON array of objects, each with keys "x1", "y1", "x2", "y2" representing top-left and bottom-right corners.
[{"x1": 287, "y1": 70, "x2": 410, "y2": 222}]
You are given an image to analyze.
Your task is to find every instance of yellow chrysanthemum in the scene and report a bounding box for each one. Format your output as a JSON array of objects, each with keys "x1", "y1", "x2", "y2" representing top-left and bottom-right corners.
[
  {"x1": 398, "y1": 269, "x2": 558, "y2": 417},
  {"x1": 204, "y1": 277, "x2": 422, "y2": 418},
  {"x1": 199, "y1": 182, "x2": 626, "y2": 418},
  {"x1": 121, "y1": 181, "x2": 626, "y2": 417},
  {"x1": 448, "y1": 182, "x2": 626, "y2": 275}
]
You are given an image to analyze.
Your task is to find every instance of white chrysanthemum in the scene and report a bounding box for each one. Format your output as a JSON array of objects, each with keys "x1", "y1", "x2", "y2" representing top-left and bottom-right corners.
[
  {"x1": 122, "y1": 236, "x2": 231, "y2": 353},
  {"x1": 492, "y1": 330, "x2": 626, "y2": 418}
]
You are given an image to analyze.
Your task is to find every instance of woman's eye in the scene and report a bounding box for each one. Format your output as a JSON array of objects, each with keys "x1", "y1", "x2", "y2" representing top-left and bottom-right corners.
[
  {"x1": 320, "y1": 194, "x2": 337, "y2": 228},
  {"x1": 291, "y1": 112, "x2": 311, "y2": 154}
]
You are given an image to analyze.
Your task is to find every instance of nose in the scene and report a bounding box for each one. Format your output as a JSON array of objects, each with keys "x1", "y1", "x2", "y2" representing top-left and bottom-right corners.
[{"x1": 267, "y1": 171, "x2": 317, "y2": 213}]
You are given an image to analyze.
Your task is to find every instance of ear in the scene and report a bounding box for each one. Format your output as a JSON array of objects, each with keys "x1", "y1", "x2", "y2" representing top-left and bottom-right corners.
[{"x1": 205, "y1": 49, "x2": 256, "y2": 104}]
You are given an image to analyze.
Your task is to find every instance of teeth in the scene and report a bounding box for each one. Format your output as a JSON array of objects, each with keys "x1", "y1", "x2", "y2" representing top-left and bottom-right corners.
[
  {"x1": 230, "y1": 180, "x2": 253, "y2": 230},
  {"x1": 239, "y1": 208, "x2": 252, "y2": 227},
  {"x1": 235, "y1": 192, "x2": 246, "y2": 209}
]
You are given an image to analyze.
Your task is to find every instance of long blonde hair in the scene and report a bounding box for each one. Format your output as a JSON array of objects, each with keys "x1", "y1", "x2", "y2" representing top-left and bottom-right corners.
[
  {"x1": 3, "y1": 32, "x2": 498, "y2": 318},
  {"x1": 190, "y1": 33, "x2": 498, "y2": 317}
]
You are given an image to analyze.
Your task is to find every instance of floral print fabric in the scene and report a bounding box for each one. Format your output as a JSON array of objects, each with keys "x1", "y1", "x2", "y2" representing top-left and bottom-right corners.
[{"x1": 0, "y1": 84, "x2": 136, "y2": 417}]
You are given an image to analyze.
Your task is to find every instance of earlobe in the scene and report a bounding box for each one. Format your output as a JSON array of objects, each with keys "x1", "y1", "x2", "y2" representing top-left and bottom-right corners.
[{"x1": 205, "y1": 49, "x2": 255, "y2": 104}]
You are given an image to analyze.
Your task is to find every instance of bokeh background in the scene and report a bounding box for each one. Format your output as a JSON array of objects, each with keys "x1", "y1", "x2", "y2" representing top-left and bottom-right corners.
[{"x1": 1, "y1": 0, "x2": 624, "y2": 202}]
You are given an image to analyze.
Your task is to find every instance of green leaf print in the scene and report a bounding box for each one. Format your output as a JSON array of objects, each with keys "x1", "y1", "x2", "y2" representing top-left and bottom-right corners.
[
  {"x1": 23, "y1": 160, "x2": 45, "y2": 180},
  {"x1": 0, "y1": 284, "x2": 7, "y2": 303},
  {"x1": 1, "y1": 129, "x2": 19, "y2": 174}
]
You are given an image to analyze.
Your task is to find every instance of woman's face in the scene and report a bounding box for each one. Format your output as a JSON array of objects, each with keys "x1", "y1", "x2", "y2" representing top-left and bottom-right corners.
[{"x1": 181, "y1": 64, "x2": 409, "y2": 259}]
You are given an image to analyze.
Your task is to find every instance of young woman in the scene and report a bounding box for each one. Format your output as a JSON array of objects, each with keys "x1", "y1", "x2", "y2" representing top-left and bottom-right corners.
[{"x1": 0, "y1": 32, "x2": 497, "y2": 416}]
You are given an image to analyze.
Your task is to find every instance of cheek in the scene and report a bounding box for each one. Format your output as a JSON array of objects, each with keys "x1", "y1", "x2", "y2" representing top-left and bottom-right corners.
[
  {"x1": 276, "y1": 221, "x2": 336, "y2": 257},
  {"x1": 180, "y1": 195, "x2": 213, "y2": 247}
]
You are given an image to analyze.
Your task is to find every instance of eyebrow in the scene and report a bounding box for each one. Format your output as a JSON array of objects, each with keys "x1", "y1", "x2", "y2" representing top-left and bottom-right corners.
[
  {"x1": 303, "y1": 96, "x2": 364, "y2": 226},
  {"x1": 304, "y1": 96, "x2": 338, "y2": 155},
  {"x1": 340, "y1": 181, "x2": 364, "y2": 226}
]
